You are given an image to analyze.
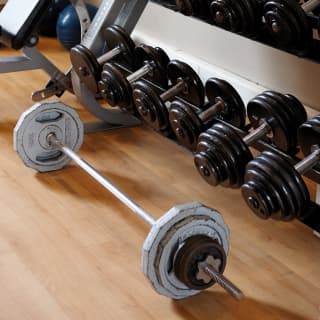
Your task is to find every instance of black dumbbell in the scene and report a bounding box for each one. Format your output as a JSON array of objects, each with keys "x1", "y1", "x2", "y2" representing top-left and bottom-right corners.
[
  {"x1": 241, "y1": 115, "x2": 320, "y2": 221},
  {"x1": 194, "y1": 91, "x2": 307, "y2": 188},
  {"x1": 175, "y1": 0, "x2": 210, "y2": 17},
  {"x1": 209, "y1": 0, "x2": 261, "y2": 37},
  {"x1": 132, "y1": 60, "x2": 204, "y2": 136},
  {"x1": 70, "y1": 25, "x2": 135, "y2": 93},
  {"x1": 169, "y1": 78, "x2": 246, "y2": 151},
  {"x1": 98, "y1": 44, "x2": 170, "y2": 112},
  {"x1": 263, "y1": 0, "x2": 317, "y2": 50}
]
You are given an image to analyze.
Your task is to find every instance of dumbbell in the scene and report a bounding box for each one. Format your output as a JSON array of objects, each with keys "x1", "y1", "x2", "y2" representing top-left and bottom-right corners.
[
  {"x1": 209, "y1": 0, "x2": 261, "y2": 37},
  {"x1": 263, "y1": 0, "x2": 319, "y2": 50},
  {"x1": 98, "y1": 44, "x2": 170, "y2": 112},
  {"x1": 175, "y1": 0, "x2": 209, "y2": 17},
  {"x1": 194, "y1": 91, "x2": 307, "y2": 188},
  {"x1": 169, "y1": 78, "x2": 246, "y2": 151},
  {"x1": 132, "y1": 60, "x2": 204, "y2": 136},
  {"x1": 70, "y1": 25, "x2": 135, "y2": 94},
  {"x1": 14, "y1": 101, "x2": 243, "y2": 301},
  {"x1": 241, "y1": 115, "x2": 320, "y2": 221}
]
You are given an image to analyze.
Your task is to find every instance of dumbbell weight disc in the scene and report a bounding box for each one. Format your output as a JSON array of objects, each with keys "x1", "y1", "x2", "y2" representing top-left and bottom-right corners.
[
  {"x1": 70, "y1": 45, "x2": 101, "y2": 93},
  {"x1": 14, "y1": 101, "x2": 84, "y2": 172},
  {"x1": 194, "y1": 123, "x2": 253, "y2": 187},
  {"x1": 247, "y1": 92, "x2": 295, "y2": 153},
  {"x1": 242, "y1": 150, "x2": 309, "y2": 220},
  {"x1": 102, "y1": 25, "x2": 135, "y2": 67},
  {"x1": 132, "y1": 81, "x2": 172, "y2": 133},
  {"x1": 298, "y1": 116, "x2": 320, "y2": 172},
  {"x1": 99, "y1": 64, "x2": 134, "y2": 110},
  {"x1": 133, "y1": 44, "x2": 169, "y2": 89},
  {"x1": 263, "y1": 0, "x2": 311, "y2": 49},
  {"x1": 206, "y1": 78, "x2": 246, "y2": 128},
  {"x1": 167, "y1": 60, "x2": 205, "y2": 107}
]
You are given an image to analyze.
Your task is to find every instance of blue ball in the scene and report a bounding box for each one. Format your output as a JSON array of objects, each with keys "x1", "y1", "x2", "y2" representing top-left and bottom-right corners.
[{"x1": 57, "y1": 3, "x2": 97, "y2": 50}]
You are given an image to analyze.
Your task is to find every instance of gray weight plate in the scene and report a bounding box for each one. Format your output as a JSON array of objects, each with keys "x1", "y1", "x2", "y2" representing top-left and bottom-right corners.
[
  {"x1": 142, "y1": 202, "x2": 229, "y2": 300},
  {"x1": 14, "y1": 101, "x2": 84, "y2": 172}
]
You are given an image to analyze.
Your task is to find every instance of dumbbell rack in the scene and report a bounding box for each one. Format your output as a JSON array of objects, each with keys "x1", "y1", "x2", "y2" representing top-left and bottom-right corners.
[
  {"x1": 152, "y1": 0, "x2": 320, "y2": 64},
  {"x1": 128, "y1": 2, "x2": 320, "y2": 233}
]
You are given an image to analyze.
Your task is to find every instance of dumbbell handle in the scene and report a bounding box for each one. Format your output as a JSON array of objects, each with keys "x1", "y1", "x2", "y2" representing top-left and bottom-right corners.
[
  {"x1": 160, "y1": 80, "x2": 188, "y2": 101},
  {"x1": 48, "y1": 134, "x2": 243, "y2": 300},
  {"x1": 198, "y1": 98, "x2": 225, "y2": 123},
  {"x1": 127, "y1": 63, "x2": 154, "y2": 83},
  {"x1": 243, "y1": 120, "x2": 272, "y2": 145},
  {"x1": 295, "y1": 147, "x2": 320, "y2": 174},
  {"x1": 301, "y1": 0, "x2": 320, "y2": 12},
  {"x1": 97, "y1": 46, "x2": 123, "y2": 65},
  {"x1": 49, "y1": 134, "x2": 156, "y2": 226}
]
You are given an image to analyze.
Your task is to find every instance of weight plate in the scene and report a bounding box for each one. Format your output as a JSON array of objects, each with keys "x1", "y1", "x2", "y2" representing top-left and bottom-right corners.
[
  {"x1": 134, "y1": 44, "x2": 169, "y2": 89},
  {"x1": 176, "y1": 0, "x2": 194, "y2": 16},
  {"x1": 247, "y1": 92, "x2": 293, "y2": 152},
  {"x1": 142, "y1": 202, "x2": 229, "y2": 299},
  {"x1": 210, "y1": 0, "x2": 240, "y2": 32},
  {"x1": 167, "y1": 60, "x2": 205, "y2": 107},
  {"x1": 103, "y1": 25, "x2": 135, "y2": 69},
  {"x1": 100, "y1": 63, "x2": 133, "y2": 110},
  {"x1": 194, "y1": 123, "x2": 252, "y2": 188},
  {"x1": 206, "y1": 78, "x2": 246, "y2": 129},
  {"x1": 70, "y1": 44, "x2": 101, "y2": 93},
  {"x1": 242, "y1": 151, "x2": 309, "y2": 220},
  {"x1": 284, "y1": 94, "x2": 307, "y2": 129},
  {"x1": 263, "y1": 0, "x2": 311, "y2": 49},
  {"x1": 169, "y1": 100, "x2": 202, "y2": 151},
  {"x1": 261, "y1": 91, "x2": 298, "y2": 152},
  {"x1": 132, "y1": 80, "x2": 171, "y2": 133},
  {"x1": 298, "y1": 116, "x2": 320, "y2": 171},
  {"x1": 14, "y1": 101, "x2": 84, "y2": 172}
]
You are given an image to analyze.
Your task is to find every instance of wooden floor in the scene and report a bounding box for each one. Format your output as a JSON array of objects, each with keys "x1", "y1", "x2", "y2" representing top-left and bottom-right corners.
[{"x1": 0, "y1": 38, "x2": 319, "y2": 320}]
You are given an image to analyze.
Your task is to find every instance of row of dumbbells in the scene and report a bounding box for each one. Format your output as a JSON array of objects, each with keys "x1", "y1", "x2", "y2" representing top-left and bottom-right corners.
[
  {"x1": 154, "y1": 0, "x2": 320, "y2": 53},
  {"x1": 70, "y1": 24, "x2": 247, "y2": 142},
  {"x1": 70, "y1": 24, "x2": 320, "y2": 225},
  {"x1": 194, "y1": 101, "x2": 320, "y2": 223}
]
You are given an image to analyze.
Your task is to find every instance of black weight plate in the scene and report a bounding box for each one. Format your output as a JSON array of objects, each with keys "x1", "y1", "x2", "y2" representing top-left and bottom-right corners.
[
  {"x1": 169, "y1": 100, "x2": 203, "y2": 151},
  {"x1": 213, "y1": 124, "x2": 253, "y2": 187},
  {"x1": 257, "y1": 152, "x2": 299, "y2": 220},
  {"x1": 195, "y1": 128, "x2": 240, "y2": 187},
  {"x1": 167, "y1": 60, "x2": 205, "y2": 107},
  {"x1": 242, "y1": 163, "x2": 280, "y2": 220},
  {"x1": 175, "y1": 0, "x2": 194, "y2": 16},
  {"x1": 100, "y1": 63, "x2": 133, "y2": 110},
  {"x1": 134, "y1": 44, "x2": 169, "y2": 89},
  {"x1": 210, "y1": 0, "x2": 239, "y2": 31},
  {"x1": 284, "y1": 93, "x2": 307, "y2": 128},
  {"x1": 247, "y1": 93, "x2": 292, "y2": 152},
  {"x1": 70, "y1": 44, "x2": 101, "y2": 93},
  {"x1": 265, "y1": 151, "x2": 309, "y2": 220},
  {"x1": 241, "y1": 0, "x2": 261, "y2": 37},
  {"x1": 298, "y1": 116, "x2": 320, "y2": 156},
  {"x1": 263, "y1": 0, "x2": 311, "y2": 49},
  {"x1": 103, "y1": 25, "x2": 135, "y2": 68},
  {"x1": 154, "y1": 47, "x2": 170, "y2": 70},
  {"x1": 174, "y1": 236, "x2": 226, "y2": 290},
  {"x1": 264, "y1": 1, "x2": 302, "y2": 47},
  {"x1": 206, "y1": 78, "x2": 246, "y2": 128},
  {"x1": 262, "y1": 91, "x2": 299, "y2": 152},
  {"x1": 132, "y1": 80, "x2": 170, "y2": 133},
  {"x1": 195, "y1": 124, "x2": 250, "y2": 188},
  {"x1": 213, "y1": 126, "x2": 249, "y2": 188}
]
